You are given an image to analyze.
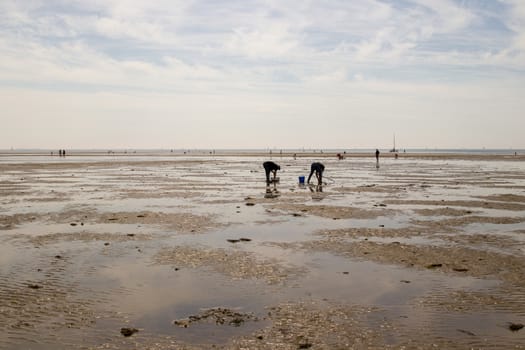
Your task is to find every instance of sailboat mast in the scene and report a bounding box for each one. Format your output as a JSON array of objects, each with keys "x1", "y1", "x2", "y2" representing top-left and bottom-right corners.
[
  {"x1": 389, "y1": 133, "x2": 399, "y2": 152},
  {"x1": 390, "y1": 133, "x2": 396, "y2": 152}
]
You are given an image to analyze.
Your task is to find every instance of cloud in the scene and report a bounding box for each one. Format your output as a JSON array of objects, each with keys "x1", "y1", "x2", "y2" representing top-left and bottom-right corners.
[
  {"x1": 351, "y1": 0, "x2": 477, "y2": 63},
  {"x1": 412, "y1": 0, "x2": 475, "y2": 32},
  {"x1": 501, "y1": 0, "x2": 525, "y2": 50},
  {"x1": 224, "y1": 25, "x2": 300, "y2": 59},
  {"x1": 1, "y1": 0, "x2": 525, "y2": 148}
]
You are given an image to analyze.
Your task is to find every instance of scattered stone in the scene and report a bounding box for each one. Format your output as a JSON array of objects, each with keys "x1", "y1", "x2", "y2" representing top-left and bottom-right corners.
[
  {"x1": 173, "y1": 319, "x2": 189, "y2": 328},
  {"x1": 70, "y1": 223, "x2": 77, "y2": 226},
  {"x1": 508, "y1": 323, "x2": 524, "y2": 332},
  {"x1": 230, "y1": 317, "x2": 244, "y2": 326},
  {"x1": 137, "y1": 214, "x2": 145, "y2": 218},
  {"x1": 55, "y1": 255, "x2": 62, "y2": 259},
  {"x1": 456, "y1": 329, "x2": 476, "y2": 336},
  {"x1": 400, "y1": 280, "x2": 411, "y2": 283},
  {"x1": 426, "y1": 263, "x2": 442, "y2": 269},
  {"x1": 120, "y1": 327, "x2": 139, "y2": 337},
  {"x1": 342, "y1": 271, "x2": 349, "y2": 275},
  {"x1": 28, "y1": 284, "x2": 42, "y2": 289},
  {"x1": 127, "y1": 233, "x2": 135, "y2": 237},
  {"x1": 173, "y1": 307, "x2": 257, "y2": 328},
  {"x1": 453, "y1": 268, "x2": 469, "y2": 272},
  {"x1": 174, "y1": 267, "x2": 180, "y2": 271},
  {"x1": 228, "y1": 238, "x2": 252, "y2": 243},
  {"x1": 246, "y1": 203, "x2": 255, "y2": 206},
  {"x1": 108, "y1": 218, "x2": 118, "y2": 221},
  {"x1": 80, "y1": 222, "x2": 84, "y2": 226},
  {"x1": 298, "y1": 342, "x2": 313, "y2": 349},
  {"x1": 104, "y1": 242, "x2": 110, "y2": 246},
  {"x1": 292, "y1": 213, "x2": 302, "y2": 217},
  {"x1": 379, "y1": 224, "x2": 385, "y2": 227}
]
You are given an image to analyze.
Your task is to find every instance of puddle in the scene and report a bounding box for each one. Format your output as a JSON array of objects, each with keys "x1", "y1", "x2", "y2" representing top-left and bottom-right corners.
[
  {"x1": 90, "y1": 259, "x2": 271, "y2": 344},
  {"x1": 464, "y1": 222, "x2": 525, "y2": 236}
]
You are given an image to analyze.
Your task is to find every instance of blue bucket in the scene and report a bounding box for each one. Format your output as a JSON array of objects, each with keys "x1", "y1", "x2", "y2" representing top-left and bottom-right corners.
[{"x1": 298, "y1": 176, "x2": 305, "y2": 184}]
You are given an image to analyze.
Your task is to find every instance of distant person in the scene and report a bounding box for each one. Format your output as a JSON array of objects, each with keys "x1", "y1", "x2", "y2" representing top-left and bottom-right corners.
[
  {"x1": 263, "y1": 161, "x2": 280, "y2": 184},
  {"x1": 375, "y1": 149, "x2": 380, "y2": 168},
  {"x1": 63, "y1": 149, "x2": 66, "y2": 157},
  {"x1": 307, "y1": 162, "x2": 325, "y2": 185}
]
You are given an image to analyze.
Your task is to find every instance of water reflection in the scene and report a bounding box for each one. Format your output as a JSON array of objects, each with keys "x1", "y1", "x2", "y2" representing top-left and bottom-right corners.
[
  {"x1": 2, "y1": 154, "x2": 525, "y2": 348},
  {"x1": 309, "y1": 184, "x2": 325, "y2": 201},
  {"x1": 264, "y1": 182, "x2": 280, "y2": 199}
]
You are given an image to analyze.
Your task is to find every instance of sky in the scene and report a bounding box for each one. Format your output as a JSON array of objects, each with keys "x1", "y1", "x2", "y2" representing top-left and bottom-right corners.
[{"x1": 1, "y1": 0, "x2": 524, "y2": 150}]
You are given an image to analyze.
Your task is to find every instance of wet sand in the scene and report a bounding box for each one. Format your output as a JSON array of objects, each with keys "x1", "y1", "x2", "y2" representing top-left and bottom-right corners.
[{"x1": 1, "y1": 153, "x2": 524, "y2": 349}]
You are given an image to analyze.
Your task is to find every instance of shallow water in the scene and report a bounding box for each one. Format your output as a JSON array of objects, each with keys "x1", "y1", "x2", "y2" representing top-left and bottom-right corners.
[{"x1": 1, "y1": 155, "x2": 524, "y2": 348}]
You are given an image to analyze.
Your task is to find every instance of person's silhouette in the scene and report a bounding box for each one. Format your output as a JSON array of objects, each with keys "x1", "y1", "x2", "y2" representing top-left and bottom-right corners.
[
  {"x1": 263, "y1": 161, "x2": 280, "y2": 184},
  {"x1": 307, "y1": 162, "x2": 325, "y2": 185}
]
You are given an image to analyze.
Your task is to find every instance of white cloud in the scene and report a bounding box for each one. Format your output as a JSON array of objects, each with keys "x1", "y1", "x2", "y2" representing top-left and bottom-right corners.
[
  {"x1": 501, "y1": 0, "x2": 525, "y2": 51},
  {"x1": 412, "y1": 0, "x2": 475, "y2": 32},
  {"x1": 1, "y1": 0, "x2": 524, "y2": 148},
  {"x1": 224, "y1": 25, "x2": 300, "y2": 59}
]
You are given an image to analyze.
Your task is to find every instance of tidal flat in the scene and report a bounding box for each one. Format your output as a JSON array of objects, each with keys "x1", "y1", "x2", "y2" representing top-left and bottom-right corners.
[{"x1": 1, "y1": 152, "x2": 524, "y2": 349}]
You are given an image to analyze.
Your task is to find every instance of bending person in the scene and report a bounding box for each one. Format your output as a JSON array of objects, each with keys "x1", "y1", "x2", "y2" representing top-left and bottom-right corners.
[
  {"x1": 307, "y1": 162, "x2": 325, "y2": 185},
  {"x1": 263, "y1": 161, "x2": 280, "y2": 184}
]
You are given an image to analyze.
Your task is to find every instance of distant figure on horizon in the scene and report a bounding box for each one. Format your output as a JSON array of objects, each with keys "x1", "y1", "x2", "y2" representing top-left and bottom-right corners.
[
  {"x1": 375, "y1": 149, "x2": 380, "y2": 168},
  {"x1": 263, "y1": 161, "x2": 280, "y2": 184},
  {"x1": 307, "y1": 162, "x2": 325, "y2": 185}
]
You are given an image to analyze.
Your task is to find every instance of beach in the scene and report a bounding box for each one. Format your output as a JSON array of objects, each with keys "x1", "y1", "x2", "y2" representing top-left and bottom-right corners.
[{"x1": 1, "y1": 152, "x2": 524, "y2": 349}]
